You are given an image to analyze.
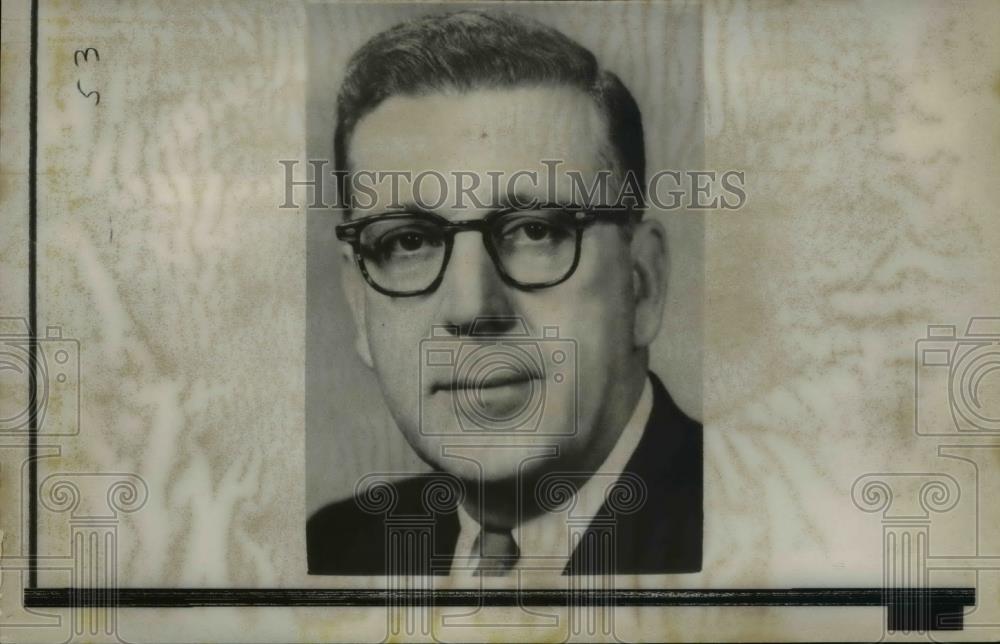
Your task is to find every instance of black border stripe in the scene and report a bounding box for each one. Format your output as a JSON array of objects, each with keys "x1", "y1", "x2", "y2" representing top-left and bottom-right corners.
[
  {"x1": 28, "y1": 0, "x2": 40, "y2": 591},
  {"x1": 24, "y1": 587, "x2": 975, "y2": 608}
]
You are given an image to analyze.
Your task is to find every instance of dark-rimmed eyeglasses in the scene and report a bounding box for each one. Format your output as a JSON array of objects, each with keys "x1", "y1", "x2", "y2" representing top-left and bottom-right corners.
[{"x1": 335, "y1": 204, "x2": 636, "y2": 297}]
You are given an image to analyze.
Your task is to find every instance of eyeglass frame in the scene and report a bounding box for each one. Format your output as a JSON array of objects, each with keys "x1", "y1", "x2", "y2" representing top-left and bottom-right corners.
[{"x1": 335, "y1": 203, "x2": 639, "y2": 297}]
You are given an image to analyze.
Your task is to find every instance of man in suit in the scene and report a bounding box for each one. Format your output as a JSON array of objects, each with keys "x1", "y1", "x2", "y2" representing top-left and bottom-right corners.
[{"x1": 309, "y1": 9, "x2": 702, "y2": 576}]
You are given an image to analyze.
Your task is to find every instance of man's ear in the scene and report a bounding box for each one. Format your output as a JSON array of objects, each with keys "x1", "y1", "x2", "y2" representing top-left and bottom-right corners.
[
  {"x1": 340, "y1": 244, "x2": 374, "y2": 368},
  {"x1": 629, "y1": 217, "x2": 668, "y2": 348}
]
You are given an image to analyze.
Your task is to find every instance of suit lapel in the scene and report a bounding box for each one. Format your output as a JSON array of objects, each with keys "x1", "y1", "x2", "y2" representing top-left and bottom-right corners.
[{"x1": 565, "y1": 373, "x2": 703, "y2": 574}]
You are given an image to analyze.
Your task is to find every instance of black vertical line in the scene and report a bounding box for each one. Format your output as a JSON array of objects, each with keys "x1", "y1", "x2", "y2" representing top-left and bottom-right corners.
[{"x1": 28, "y1": 0, "x2": 40, "y2": 589}]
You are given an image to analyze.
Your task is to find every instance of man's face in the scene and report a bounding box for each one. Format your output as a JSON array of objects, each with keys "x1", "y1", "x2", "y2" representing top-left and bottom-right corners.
[{"x1": 343, "y1": 86, "x2": 662, "y2": 483}]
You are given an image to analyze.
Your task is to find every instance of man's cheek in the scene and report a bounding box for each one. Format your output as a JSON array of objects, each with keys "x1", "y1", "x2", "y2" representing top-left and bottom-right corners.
[
  {"x1": 367, "y1": 300, "x2": 424, "y2": 344},
  {"x1": 566, "y1": 265, "x2": 631, "y2": 319}
]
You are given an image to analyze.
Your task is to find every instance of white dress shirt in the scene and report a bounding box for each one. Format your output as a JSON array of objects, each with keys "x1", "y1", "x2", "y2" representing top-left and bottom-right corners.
[{"x1": 450, "y1": 377, "x2": 653, "y2": 576}]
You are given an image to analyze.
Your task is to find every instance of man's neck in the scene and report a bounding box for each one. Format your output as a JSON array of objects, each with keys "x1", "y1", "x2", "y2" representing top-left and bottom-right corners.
[{"x1": 459, "y1": 364, "x2": 650, "y2": 530}]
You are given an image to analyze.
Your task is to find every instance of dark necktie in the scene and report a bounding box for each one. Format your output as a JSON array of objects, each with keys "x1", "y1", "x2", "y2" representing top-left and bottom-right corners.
[{"x1": 472, "y1": 528, "x2": 519, "y2": 576}]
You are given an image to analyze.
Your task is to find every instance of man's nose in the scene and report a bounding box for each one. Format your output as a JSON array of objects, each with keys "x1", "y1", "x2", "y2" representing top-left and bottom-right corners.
[{"x1": 436, "y1": 232, "x2": 517, "y2": 336}]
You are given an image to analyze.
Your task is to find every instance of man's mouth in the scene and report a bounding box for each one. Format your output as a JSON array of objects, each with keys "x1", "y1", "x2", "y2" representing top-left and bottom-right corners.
[
  {"x1": 432, "y1": 368, "x2": 539, "y2": 394},
  {"x1": 437, "y1": 367, "x2": 540, "y2": 427}
]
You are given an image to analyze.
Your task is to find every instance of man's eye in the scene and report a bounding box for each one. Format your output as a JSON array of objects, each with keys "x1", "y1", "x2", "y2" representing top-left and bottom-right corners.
[
  {"x1": 520, "y1": 222, "x2": 552, "y2": 241},
  {"x1": 500, "y1": 217, "x2": 570, "y2": 244},
  {"x1": 392, "y1": 232, "x2": 427, "y2": 252},
  {"x1": 365, "y1": 225, "x2": 443, "y2": 260}
]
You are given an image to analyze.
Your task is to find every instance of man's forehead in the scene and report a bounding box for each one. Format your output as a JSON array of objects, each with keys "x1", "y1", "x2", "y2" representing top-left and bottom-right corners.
[{"x1": 349, "y1": 85, "x2": 609, "y2": 175}]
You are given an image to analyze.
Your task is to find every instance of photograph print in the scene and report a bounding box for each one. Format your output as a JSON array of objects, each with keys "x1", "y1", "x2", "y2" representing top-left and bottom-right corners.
[{"x1": 304, "y1": 3, "x2": 706, "y2": 579}]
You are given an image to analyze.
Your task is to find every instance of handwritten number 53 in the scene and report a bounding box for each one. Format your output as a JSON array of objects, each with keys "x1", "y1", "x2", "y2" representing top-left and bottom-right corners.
[{"x1": 74, "y1": 48, "x2": 100, "y2": 106}]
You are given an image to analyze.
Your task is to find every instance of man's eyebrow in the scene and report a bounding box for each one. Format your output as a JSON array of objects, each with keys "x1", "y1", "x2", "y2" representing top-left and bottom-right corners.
[
  {"x1": 362, "y1": 200, "x2": 435, "y2": 218},
  {"x1": 365, "y1": 192, "x2": 559, "y2": 219},
  {"x1": 396, "y1": 200, "x2": 435, "y2": 214},
  {"x1": 390, "y1": 194, "x2": 540, "y2": 215},
  {"x1": 497, "y1": 190, "x2": 542, "y2": 210}
]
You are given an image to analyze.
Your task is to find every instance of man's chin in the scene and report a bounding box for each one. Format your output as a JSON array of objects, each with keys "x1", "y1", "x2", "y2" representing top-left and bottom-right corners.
[{"x1": 424, "y1": 443, "x2": 564, "y2": 486}]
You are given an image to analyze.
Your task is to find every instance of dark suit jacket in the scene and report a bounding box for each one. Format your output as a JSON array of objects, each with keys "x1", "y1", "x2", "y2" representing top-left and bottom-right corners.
[{"x1": 308, "y1": 372, "x2": 702, "y2": 575}]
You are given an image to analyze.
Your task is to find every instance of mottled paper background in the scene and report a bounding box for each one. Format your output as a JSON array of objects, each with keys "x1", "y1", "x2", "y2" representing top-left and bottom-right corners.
[{"x1": 1, "y1": 0, "x2": 999, "y2": 642}]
